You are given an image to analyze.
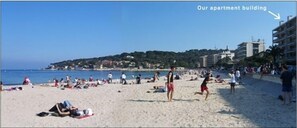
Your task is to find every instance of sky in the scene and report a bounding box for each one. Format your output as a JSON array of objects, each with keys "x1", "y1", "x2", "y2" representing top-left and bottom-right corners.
[{"x1": 1, "y1": 1, "x2": 296, "y2": 69}]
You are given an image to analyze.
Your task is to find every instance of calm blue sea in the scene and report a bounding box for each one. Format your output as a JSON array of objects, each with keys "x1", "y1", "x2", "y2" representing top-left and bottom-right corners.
[{"x1": 1, "y1": 70, "x2": 169, "y2": 85}]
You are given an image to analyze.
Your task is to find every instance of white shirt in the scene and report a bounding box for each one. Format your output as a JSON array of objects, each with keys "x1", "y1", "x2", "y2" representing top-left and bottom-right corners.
[
  {"x1": 271, "y1": 70, "x2": 275, "y2": 75},
  {"x1": 122, "y1": 74, "x2": 126, "y2": 79},
  {"x1": 230, "y1": 74, "x2": 236, "y2": 83},
  {"x1": 236, "y1": 70, "x2": 240, "y2": 77},
  {"x1": 108, "y1": 74, "x2": 112, "y2": 79}
]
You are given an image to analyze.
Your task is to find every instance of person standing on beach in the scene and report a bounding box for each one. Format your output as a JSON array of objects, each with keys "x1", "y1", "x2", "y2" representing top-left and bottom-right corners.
[
  {"x1": 23, "y1": 77, "x2": 31, "y2": 85},
  {"x1": 235, "y1": 69, "x2": 241, "y2": 83},
  {"x1": 230, "y1": 71, "x2": 236, "y2": 94},
  {"x1": 136, "y1": 74, "x2": 141, "y2": 84},
  {"x1": 280, "y1": 65, "x2": 294, "y2": 105},
  {"x1": 167, "y1": 66, "x2": 175, "y2": 102},
  {"x1": 0, "y1": 81, "x2": 3, "y2": 91},
  {"x1": 54, "y1": 78, "x2": 59, "y2": 87},
  {"x1": 121, "y1": 72, "x2": 127, "y2": 85},
  {"x1": 195, "y1": 72, "x2": 210, "y2": 100},
  {"x1": 89, "y1": 75, "x2": 94, "y2": 82},
  {"x1": 66, "y1": 75, "x2": 70, "y2": 83},
  {"x1": 108, "y1": 72, "x2": 113, "y2": 84}
]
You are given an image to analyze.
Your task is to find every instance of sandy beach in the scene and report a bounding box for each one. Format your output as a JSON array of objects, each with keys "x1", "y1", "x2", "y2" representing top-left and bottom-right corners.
[{"x1": 1, "y1": 73, "x2": 296, "y2": 127}]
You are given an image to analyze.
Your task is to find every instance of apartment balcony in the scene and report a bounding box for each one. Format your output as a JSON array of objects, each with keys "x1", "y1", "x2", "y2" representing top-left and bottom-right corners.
[
  {"x1": 238, "y1": 48, "x2": 246, "y2": 51},
  {"x1": 273, "y1": 39, "x2": 280, "y2": 44},
  {"x1": 287, "y1": 32, "x2": 296, "y2": 38},
  {"x1": 273, "y1": 31, "x2": 279, "y2": 37},
  {"x1": 286, "y1": 49, "x2": 296, "y2": 53},
  {"x1": 287, "y1": 24, "x2": 296, "y2": 31},
  {"x1": 286, "y1": 56, "x2": 296, "y2": 61},
  {"x1": 273, "y1": 25, "x2": 285, "y2": 32},
  {"x1": 277, "y1": 30, "x2": 286, "y2": 36},
  {"x1": 253, "y1": 48, "x2": 259, "y2": 50},
  {"x1": 236, "y1": 50, "x2": 246, "y2": 54},
  {"x1": 287, "y1": 42, "x2": 296, "y2": 46},
  {"x1": 273, "y1": 38, "x2": 286, "y2": 43}
]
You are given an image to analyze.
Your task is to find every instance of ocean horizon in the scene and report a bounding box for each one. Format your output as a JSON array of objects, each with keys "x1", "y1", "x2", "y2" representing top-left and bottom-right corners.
[{"x1": 1, "y1": 69, "x2": 173, "y2": 85}]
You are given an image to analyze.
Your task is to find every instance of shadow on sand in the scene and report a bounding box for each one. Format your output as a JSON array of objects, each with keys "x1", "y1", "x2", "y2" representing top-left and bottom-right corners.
[
  {"x1": 127, "y1": 99, "x2": 167, "y2": 103},
  {"x1": 127, "y1": 98, "x2": 199, "y2": 103},
  {"x1": 217, "y1": 87, "x2": 296, "y2": 127}
]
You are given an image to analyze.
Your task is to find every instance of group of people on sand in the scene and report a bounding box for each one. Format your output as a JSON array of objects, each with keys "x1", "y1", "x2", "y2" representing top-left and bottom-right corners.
[
  {"x1": 164, "y1": 66, "x2": 245, "y2": 101},
  {"x1": 52, "y1": 75, "x2": 108, "y2": 89}
]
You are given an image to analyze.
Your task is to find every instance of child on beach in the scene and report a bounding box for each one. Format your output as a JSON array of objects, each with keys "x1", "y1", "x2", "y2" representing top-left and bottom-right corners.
[
  {"x1": 195, "y1": 73, "x2": 210, "y2": 100},
  {"x1": 229, "y1": 71, "x2": 236, "y2": 94}
]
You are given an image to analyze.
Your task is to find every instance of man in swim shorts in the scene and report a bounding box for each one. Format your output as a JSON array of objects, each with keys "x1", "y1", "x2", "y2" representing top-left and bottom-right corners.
[{"x1": 195, "y1": 72, "x2": 210, "y2": 100}]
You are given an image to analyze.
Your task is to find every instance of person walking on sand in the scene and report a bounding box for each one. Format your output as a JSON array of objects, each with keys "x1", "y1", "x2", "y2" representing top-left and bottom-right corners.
[
  {"x1": 280, "y1": 64, "x2": 294, "y2": 105},
  {"x1": 121, "y1": 72, "x2": 127, "y2": 85},
  {"x1": 230, "y1": 71, "x2": 236, "y2": 94},
  {"x1": 108, "y1": 72, "x2": 113, "y2": 84},
  {"x1": 167, "y1": 66, "x2": 175, "y2": 102},
  {"x1": 195, "y1": 72, "x2": 210, "y2": 100}
]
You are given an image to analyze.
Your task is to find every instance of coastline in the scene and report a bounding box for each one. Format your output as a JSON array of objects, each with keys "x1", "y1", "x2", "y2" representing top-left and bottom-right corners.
[{"x1": 43, "y1": 68, "x2": 187, "y2": 72}]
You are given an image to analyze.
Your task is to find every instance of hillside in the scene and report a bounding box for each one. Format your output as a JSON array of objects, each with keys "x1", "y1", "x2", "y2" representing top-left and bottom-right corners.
[{"x1": 47, "y1": 49, "x2": 228, "y2": 70}]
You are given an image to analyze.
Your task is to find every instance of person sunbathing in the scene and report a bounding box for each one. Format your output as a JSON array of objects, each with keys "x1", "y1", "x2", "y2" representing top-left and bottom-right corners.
[
  {"x1": 189, "y1": 76, "x2": 198, "y2": 81},
  {"x1": 215, "y1": 75, "x2": 227, "y2": 84},
  {"x1": 153, "y1": 86, "x2": 166, "y2": 93},
  {"x1": 48, "y1": 100, "x2": 76, "y2": 116},
  {"x1": 49, "y1": 103, "x2": 72, "y2": 117}
]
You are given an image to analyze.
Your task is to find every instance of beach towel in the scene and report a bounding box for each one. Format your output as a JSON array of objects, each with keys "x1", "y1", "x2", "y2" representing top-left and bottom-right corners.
[{"x1": 76, "y1": 114, "x2": 94, "y2": 119}]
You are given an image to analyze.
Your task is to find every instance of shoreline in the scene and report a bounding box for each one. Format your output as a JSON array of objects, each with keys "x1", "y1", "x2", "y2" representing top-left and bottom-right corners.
[{"x1": 2, "y1": 69, "x2": 189, "y2": 85}]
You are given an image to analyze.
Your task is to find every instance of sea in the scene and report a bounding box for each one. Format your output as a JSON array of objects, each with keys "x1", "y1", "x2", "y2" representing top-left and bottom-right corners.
[{"x1": 1, "y1": 69, "x2": 170, "y2": 85}]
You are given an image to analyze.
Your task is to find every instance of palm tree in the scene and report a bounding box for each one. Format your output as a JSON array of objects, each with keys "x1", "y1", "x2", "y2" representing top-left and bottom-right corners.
[{"x1": 266, "y1": 45, "x2": 283, "y2": 65}]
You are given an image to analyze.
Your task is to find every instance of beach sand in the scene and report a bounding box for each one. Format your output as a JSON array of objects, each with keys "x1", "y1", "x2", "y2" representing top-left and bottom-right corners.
[{"x1": 1, "y1": 74, "x2": 296, "y2": 127}]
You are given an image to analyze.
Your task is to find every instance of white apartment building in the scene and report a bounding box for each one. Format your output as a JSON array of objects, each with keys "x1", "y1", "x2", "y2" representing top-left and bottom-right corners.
[
  {"x1": 199, "y1": 55, "x2": 208, "y2": 67},
  {"x1": 207, "y1": 54, "x2": 219, "y2": 67},
  {"x1": 235, "y1": 40, "x2": 265, "y2": 60}
]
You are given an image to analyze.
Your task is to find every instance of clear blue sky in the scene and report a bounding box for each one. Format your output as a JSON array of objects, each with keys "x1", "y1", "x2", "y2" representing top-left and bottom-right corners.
[{"x1": 1, "y1": 1, "x2": 296, "y2": 69}]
